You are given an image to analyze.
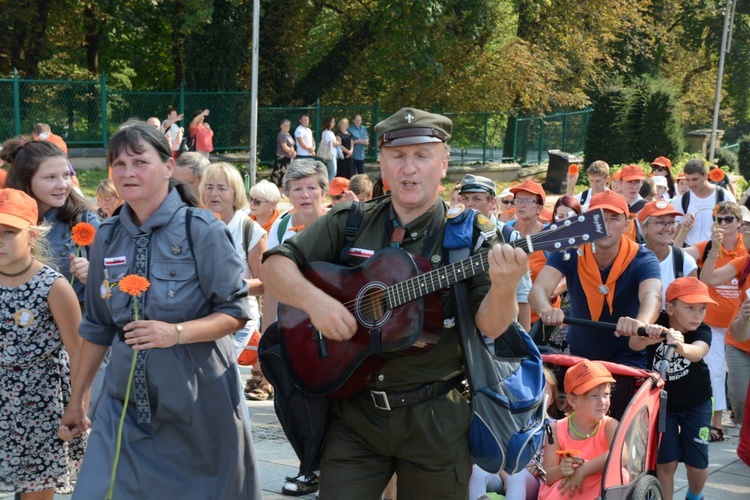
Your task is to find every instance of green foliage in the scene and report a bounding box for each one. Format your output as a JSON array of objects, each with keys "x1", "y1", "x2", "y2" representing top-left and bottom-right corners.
[
  {"x1": 739, "y1": 135, "x2": 750, "y2": 182},
  {"x1": 715, "y1": 147, "x2": 738, "y2": 172},
  {"x1": 584, "y1": 85, "x2": 631, "y2": 166}
]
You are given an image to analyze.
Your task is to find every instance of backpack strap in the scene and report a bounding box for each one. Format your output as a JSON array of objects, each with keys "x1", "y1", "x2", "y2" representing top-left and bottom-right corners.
[
  {"x1": 701, "y1": 240, "x2": 713, "y2": 266},
  {"x1": 277, "y1": 212, "x2": 294, "y2": 241},
  {"x1": 672, "y1": 245, "x2": 685, "y2": 279},
  {"x1": 242, "y1": 216, "x2": 254, "y2": 255},
  {"x1": 580, "y1": 188, "x2": 589, "y2": 205},
  {"x1": 717, "y1": 186, "x2": 726, "y2": 204},
  {"x1": 338, "y1": 201, "x2": 365, "y2": 266},
  {"x1": 500, "y1": 222, "x2": 514, "y2": 244},
  {"x1": 681, "y1": 191, "x2": 690, "y2": 214}
]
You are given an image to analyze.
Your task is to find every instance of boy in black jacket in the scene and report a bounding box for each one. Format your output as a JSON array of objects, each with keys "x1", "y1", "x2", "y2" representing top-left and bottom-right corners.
[{"x1": 629, "y1": 277, "x2": 713, "y2": 500}]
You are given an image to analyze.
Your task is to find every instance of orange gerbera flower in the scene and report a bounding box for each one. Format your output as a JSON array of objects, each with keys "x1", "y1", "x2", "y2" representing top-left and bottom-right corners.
[
  {"x1": 118, "y1": 275, "x2": 151, "y2": 296},
  {"x1": 709, "y1": 168, "x2": 726, "y2": 182},
  {"x1": 568, "y1": 164, "x2": 580, "y2": 176},
  {"x1": 213, "y1": 212, "x2": 222, "y2": 220},
  {"x1": 71, "y1": 222, "x2": 96, "y2": 246}
]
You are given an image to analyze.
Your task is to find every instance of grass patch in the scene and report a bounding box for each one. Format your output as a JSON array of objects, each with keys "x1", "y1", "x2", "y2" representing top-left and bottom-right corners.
[{"x1": 77, "y1": 169, "x2": 110, "y2": 198}]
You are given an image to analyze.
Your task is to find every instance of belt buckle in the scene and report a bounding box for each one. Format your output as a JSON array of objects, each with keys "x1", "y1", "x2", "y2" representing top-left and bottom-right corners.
[{"x1": 370, "y1": 390, "x2": 391, "y2": 411}]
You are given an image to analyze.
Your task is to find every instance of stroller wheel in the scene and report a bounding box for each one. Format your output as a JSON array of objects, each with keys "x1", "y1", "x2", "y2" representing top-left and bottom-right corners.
[{"x1": 627, "y1": 474, "x2": 663, "y2": 500}]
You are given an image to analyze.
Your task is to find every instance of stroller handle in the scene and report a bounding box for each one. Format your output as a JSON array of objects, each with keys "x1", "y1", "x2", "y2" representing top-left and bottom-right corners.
[{"x1": 562, "y1": 317, "x2": 665, "y2": 338}]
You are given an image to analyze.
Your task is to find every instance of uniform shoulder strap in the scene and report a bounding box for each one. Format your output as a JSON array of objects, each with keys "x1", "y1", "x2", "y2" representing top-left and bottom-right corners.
[
  {"x1": 717, "y1": 186, "x2": 725, "y2": 203},
  {"x1": 580, "y1": 188, "x2": 589, "y2": 205},
  {"x1": 338, "y1": 201, "x2": 365, "y2": 266}
]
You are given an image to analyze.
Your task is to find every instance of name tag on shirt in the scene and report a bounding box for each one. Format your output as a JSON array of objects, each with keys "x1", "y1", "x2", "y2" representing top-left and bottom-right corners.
[
  {"x1": 349, "y1": 248, "x2": 374, "y2": 259},
  {"x1": 104, "y1": 256, "x2": 127, "y2": 266}
]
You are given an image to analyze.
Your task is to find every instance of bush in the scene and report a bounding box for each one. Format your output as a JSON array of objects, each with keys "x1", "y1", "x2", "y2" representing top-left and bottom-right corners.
[
  {"x1": 584, "y1": 85, "x2": 631, "y2": 166},
  {"x1": 715, "y1": 147, "x2": 738, "y2": 171},
  {"x1": 739, "y1": 135, "x2": 750, "y2": 181}
]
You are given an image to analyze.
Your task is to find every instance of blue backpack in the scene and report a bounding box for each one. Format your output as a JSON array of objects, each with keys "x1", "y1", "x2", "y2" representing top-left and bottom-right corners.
[{"x1": 445, "y1": 208, "x2": 547, "y2": 474}]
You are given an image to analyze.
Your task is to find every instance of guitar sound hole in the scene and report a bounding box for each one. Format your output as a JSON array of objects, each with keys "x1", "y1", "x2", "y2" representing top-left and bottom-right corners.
[{"x1": 355, "y1": 282, "x2": 392, "y2": 328}]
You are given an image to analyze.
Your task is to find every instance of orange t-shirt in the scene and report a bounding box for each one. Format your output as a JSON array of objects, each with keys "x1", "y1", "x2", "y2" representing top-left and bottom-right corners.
[
  {"x1": 695, "y1": 238, "x2": 748, "y2": 328},
  {"x1": 728, "y1": 254, "x2": 750, "y2": 353},
  {"x1": 46, "y1": 133, "x2": 68, "y2": 154},
  {"x1": 529, "y1": 250, "x2": 561, "y2": 324}
]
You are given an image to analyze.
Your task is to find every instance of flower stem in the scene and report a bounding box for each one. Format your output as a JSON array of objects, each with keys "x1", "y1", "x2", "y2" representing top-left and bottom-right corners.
[
  {"x1": 70, "y1": 246, "x2": 81, "y2": 285},
  {"x1": 106, "y1": 300, "x2": 140, "y2": 500}
]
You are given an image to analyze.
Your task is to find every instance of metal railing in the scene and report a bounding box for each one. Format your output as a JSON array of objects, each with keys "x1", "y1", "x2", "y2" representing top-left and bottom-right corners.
[{"x1": 1, "y1": 71, "x2": 591, "y2": 167}]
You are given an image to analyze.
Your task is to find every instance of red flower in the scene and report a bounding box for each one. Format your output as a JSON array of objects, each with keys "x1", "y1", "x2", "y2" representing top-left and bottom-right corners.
[{"x1": 709, "y1": 168, "x2": 726, "y2": 182}]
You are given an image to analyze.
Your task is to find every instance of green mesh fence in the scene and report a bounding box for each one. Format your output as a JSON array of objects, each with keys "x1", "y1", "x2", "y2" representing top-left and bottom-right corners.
[{"x1": 1, "y1": 74, "x2": 591, "y2": 167}]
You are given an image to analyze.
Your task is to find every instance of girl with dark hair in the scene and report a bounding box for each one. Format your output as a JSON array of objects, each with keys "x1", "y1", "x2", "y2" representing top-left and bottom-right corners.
[
  {"x1": 58, "y1": 120, "x2": 261, "y2": 499},
  {"x1": 1, "y1": 137, "x2": 99, "y2": 303}
]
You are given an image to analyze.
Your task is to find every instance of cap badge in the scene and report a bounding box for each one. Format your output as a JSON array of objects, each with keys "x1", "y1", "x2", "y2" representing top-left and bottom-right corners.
[
  {"x1": 404, "y1": 112, "x2": 415, "y2": 124},
  {"x1": 655, "y1": 201, "x2": 668, "y2": 209}
]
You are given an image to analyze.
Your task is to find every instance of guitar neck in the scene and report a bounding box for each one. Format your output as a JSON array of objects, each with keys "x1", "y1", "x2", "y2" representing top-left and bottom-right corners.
[{"x1": 386, "y1": 236, "x2": 535, "y2": 309}]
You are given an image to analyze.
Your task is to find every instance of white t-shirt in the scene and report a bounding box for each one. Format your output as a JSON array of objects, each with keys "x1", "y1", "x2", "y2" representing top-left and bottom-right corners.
[
  {"x1": 161, "y1": 121, "x2": 181, "y2": 152},
  {"x1": 656, "y1": 247, "x2": 698, "y2": 307},
  {"x1": 295, "y1": 125, "x2": 314, "y2": 155},
  {"x1": 576, "y1": 187, "x2": 609, "y2": 213},
  {"x1": 226, "y1": 211, "x2": 266, "y2": 322},
  {"x1": 671, "y1": 187, "x2": 736, "y2": 246}
]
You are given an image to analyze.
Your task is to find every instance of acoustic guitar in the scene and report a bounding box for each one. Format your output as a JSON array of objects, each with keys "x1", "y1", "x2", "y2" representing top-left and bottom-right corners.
[{"x1": 279, "y1": 208, "x2": 608, "y2": 397}]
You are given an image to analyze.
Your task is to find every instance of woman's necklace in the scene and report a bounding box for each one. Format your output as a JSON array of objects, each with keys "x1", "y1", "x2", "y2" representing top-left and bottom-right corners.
[
  {"x1": 569, "y1": 412, "x2": 601, "y2": 439},
  {"x1": 0, "y1": 258, "x2": 34, "y2": 278}
]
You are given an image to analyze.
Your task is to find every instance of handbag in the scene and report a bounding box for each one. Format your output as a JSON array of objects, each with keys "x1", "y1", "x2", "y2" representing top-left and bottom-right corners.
[{"x1": 316, "y1": 137, "x2": 332, "y2": 161}]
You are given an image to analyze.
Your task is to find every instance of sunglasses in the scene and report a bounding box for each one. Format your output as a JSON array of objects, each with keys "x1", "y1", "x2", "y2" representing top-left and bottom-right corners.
[
  {"x1": 651, "y1": 166, "x2": 668, "y2": 171},
  {"x1": 331, "y1": 194, "x2": 344, "y2": 201},
  {"x1": 501, "y1": 200, "x2": 514, "y2": 206},
  {"x1": 250, "y1": 198, "x2": 268, "y2": 206},
  {"x1": 716, "y1": 216, "x2": 736, "y2": 225}
]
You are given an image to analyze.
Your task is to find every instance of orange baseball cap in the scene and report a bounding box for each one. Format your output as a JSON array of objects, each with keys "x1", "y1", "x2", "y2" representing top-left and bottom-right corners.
[
  {"x1": 620, "y1": 165, "x2": 646, "y2": 182},
  {"x1": 666, "y1": 277, "x2": 717, "y2": 305},
  {"x1": 510, "y1": 179, "x2": 546, "y2": 205},
  {"x1": 539, "y1": 207, "x2": 553, "y2": 223},
  {"x1": 637, "y1": 200, "x2": 682, "y2": 224},
  {"x1": 676, "y1": 172, "x2": 686, "y2": 181},
  {"x1": 565, "y1": 360, "x2": 616, "y2": 395},
  {"x1": 327, "y1": 177, "x2": 350, "y2": 196},
  {"x1": 611, "y1": 170, "x2": 622, "y2": 180},
  {"x1": 0, "y1": 188, "x2": 38, "y2": 230},
  {"x1": 589, "y1": 190, "x2": 629, "y2": 215},
  {"x1": 650, "y1": 156, "x2": 672, "y2": 169}
]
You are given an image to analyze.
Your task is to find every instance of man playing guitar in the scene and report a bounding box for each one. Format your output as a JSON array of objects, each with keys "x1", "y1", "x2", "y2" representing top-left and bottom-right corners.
[{"x1": 262, "y1": 107, "x2": 529, "y2": 499}]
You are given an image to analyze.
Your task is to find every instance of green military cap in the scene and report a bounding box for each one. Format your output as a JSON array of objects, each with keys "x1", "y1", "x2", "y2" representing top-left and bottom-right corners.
[
  {"x1": 375, "y1": 108, "x2": 452, "y2": 148},
  {"x1": 459, "y1": 174, "x2": 496, "y2": 197}
]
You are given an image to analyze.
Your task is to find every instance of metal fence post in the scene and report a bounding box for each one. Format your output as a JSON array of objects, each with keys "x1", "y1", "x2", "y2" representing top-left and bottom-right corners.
[
  {"x1": 13, "y1": 69, "x2": 21, "y2": 136},
  {"x1": 512, "y1": 115, "x2": 519, "y2": 163},
  {"x1": 482, "y1": 111, "x2": 488, "y2": 164},
  {"x1": 180, "y1": 82, "x2": 186, "y2": 118},
  {"x1": 538, "y1": 119, "x2": 545, "y2": 164},
  {"x1": 315, "y1": 98, "x2": 321, "y2": 141},
  {"x1": 562, "y1": 111, "x2": 568, "y2": 152},
  {"x1": 101, "y1": 72, "x2": 108, "y2": 147}
]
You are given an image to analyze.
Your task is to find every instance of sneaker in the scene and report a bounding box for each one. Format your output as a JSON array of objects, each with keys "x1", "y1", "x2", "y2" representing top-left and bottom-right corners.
[{"x1": 282, "y1": 472, "x2": 319, "y2": 496}]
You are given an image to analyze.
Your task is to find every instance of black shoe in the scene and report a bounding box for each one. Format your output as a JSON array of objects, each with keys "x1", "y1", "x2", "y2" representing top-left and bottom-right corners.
[{"x1": 282, "y1": 472, "x2": 319, "y2": 496}]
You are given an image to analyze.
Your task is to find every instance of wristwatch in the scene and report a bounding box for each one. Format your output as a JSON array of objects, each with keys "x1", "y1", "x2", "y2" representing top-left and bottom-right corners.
[{"x1": 175, "y1": 324, "x2": 184, "y2": 345}]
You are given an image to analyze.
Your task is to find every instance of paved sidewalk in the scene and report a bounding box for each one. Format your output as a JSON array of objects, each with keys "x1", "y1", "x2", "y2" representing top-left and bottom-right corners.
[{"x1": 3, "y1": 389, "x2": 749, "y2": 499}]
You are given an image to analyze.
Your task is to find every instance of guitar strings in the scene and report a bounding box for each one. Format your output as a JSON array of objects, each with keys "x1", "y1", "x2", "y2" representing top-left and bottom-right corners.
[{"x1": 336, "y1": 225, "x2": 594, "y2": 320}]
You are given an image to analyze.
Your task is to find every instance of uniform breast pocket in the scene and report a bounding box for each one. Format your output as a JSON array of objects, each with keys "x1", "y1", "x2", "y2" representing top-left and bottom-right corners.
[
  {"x1": 151, "y1": 260, "x2": 196, "y2": 307},
  {"x1": 103, "y1": 263, "x2": 131, "y2": 311}
]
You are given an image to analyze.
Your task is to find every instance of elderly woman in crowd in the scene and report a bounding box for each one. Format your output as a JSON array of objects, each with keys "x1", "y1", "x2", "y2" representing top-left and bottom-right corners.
[
  {"x1": 200, "y1": 162, "x2": 266, "y2": 358},
  {"x1": 58, "y1": 121, "x2": 261, "y2": 499},
  {"x1": 248, "y1": 179, "x2": 284, "y2": 234}
]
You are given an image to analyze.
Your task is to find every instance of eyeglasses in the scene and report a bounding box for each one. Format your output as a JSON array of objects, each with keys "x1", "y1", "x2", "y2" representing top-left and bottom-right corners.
[
  {"x1": 250, "y1": 198, "x2": 268, "y2": 206},
  {"x1": 650, "y1": 220, "x2": 677, "y2": 229},
  {"x1": 513, "y1": 198, "x2": 538, "y2": 206},
  {"x1": 716, "y1": 216, "x2": 736, "y2": 225}
]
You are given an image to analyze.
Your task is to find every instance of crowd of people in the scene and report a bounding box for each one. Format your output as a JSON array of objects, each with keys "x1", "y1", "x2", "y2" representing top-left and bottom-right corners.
[{"x1": 0, "y1": 110, "x2": 749, "y2": 500}]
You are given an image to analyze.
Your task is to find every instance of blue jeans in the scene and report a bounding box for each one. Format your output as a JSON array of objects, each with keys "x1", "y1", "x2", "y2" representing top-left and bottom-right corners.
[
  {"x1": 326, "y1": 158, "x2": 337, "y2": 182},
  {"x1": 353, "y1": 159, "x2": 365, "y2": 175}
]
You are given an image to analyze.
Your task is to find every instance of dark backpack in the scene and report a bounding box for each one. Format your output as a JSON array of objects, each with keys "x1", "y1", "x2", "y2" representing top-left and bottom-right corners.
[{"x1": 671, "y1": 245, "x2": 685, "y2": 279}]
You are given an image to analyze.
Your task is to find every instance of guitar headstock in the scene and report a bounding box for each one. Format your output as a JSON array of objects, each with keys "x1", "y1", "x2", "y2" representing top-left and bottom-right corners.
[{"x1": 513, "y1": 208, "x2": 608, "y2": 254}]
